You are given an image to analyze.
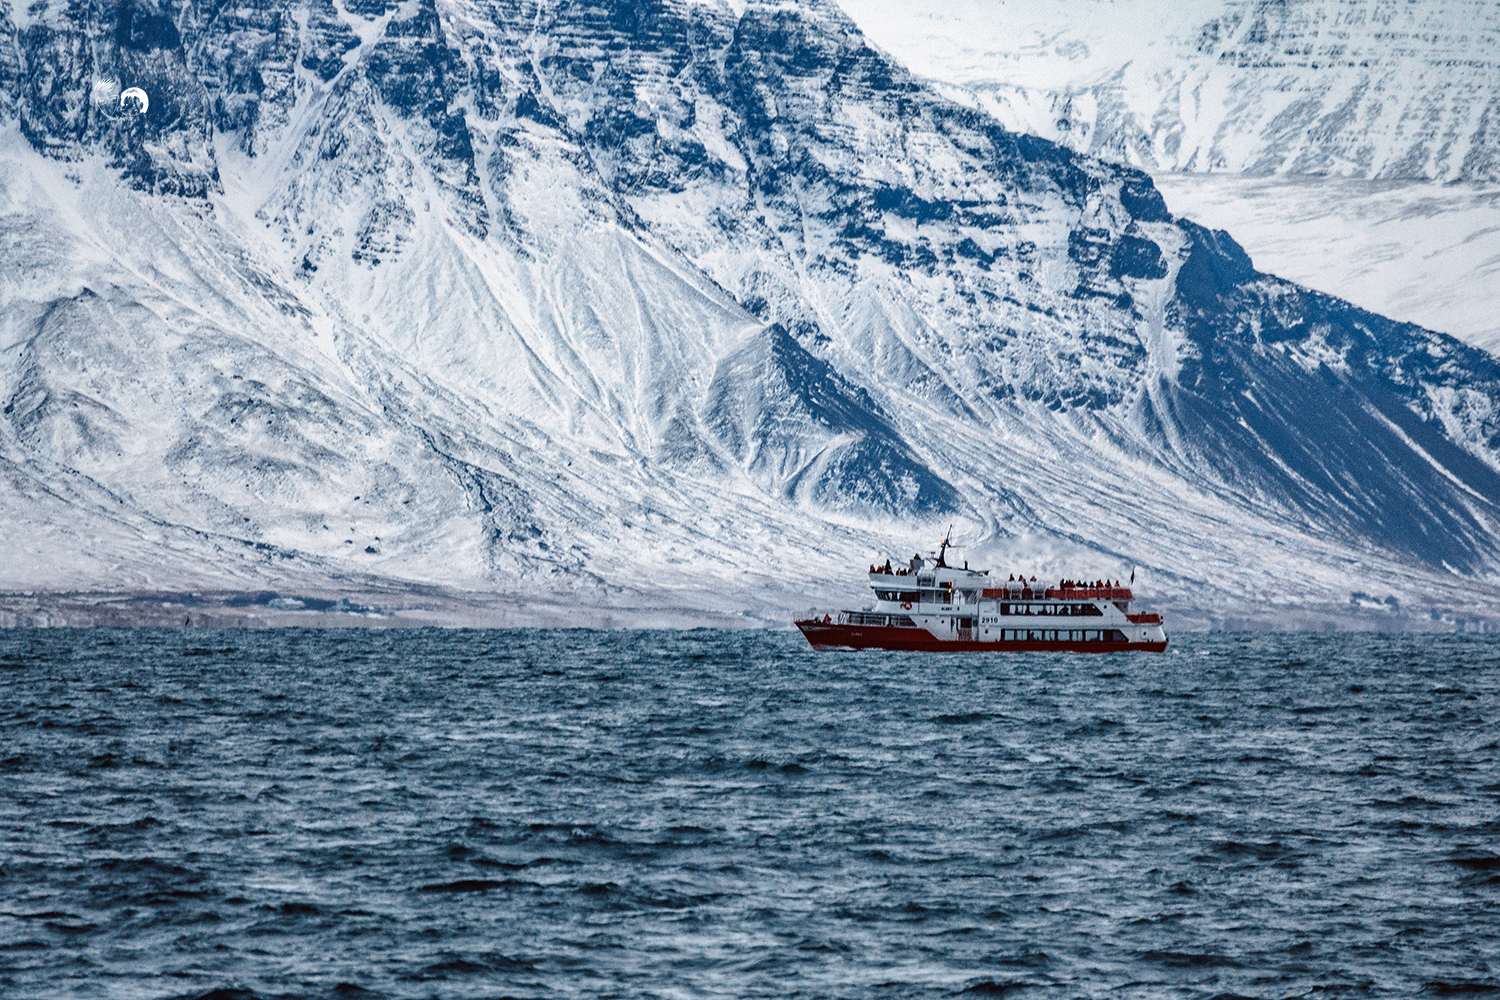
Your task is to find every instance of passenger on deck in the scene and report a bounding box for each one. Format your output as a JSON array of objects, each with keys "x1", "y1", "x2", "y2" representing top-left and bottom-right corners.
[{"x1": 883, "y1": 559, "x2": 893, "y2": 575}]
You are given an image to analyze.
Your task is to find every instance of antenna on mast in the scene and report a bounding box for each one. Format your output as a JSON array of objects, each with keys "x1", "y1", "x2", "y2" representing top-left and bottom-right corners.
[{"x1": 936, "y1": 524, "x2": 953, "y2": 568}]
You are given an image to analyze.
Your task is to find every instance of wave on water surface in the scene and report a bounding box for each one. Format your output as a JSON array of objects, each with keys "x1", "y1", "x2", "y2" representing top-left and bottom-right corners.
[{"x1": 1, "y1": 629, "x2": 1498, "y2": 999}]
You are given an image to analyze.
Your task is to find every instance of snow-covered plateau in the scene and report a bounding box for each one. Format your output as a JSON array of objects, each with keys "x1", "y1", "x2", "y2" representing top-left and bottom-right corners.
[{"x1": 2, "y1": 0, "x2": 1499, "y2": 629}]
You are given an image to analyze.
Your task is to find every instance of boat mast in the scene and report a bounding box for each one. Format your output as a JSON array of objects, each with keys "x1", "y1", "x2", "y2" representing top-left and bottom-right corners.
[{"x1": 936, "y1": 524, "x2": 953, "y2": 568}]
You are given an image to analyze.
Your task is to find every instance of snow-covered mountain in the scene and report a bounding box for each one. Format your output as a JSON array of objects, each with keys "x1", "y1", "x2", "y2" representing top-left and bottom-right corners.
[
  {"x1": 2, "y1": 0, "x2": 1499, "y2": 626},
  {"x1": 840, "y1": 0, "x2": 1500, "y2": 183},
  {"x1": 835, "y1": 0, "x2": 1500, "y2": 356}
]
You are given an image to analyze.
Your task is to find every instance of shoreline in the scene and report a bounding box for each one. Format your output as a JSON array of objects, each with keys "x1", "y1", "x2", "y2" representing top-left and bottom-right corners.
[{"x1": 1, "y1": 588, "x2": 1494, "y2": 632}]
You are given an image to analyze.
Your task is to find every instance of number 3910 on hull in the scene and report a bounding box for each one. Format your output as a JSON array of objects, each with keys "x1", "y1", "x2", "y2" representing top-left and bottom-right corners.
[{"x1": 795, "y1": 546, "x2": 1167, "y2": 653}]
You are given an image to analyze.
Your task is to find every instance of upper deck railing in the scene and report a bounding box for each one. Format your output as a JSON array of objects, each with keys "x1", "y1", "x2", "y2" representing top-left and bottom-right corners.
[{"x1": 868, "y1": 568, "x2": 1133, "y2": 603}]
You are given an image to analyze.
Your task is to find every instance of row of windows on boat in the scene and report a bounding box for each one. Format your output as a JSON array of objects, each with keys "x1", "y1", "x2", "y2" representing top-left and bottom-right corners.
[
  {"x1": 991, "y1": 629, "x2": 1129, "y2": 643},
  {"x1": 998, "y1": 603, "x2": 1104, "y2": 616},
  {"x1": 875, "y1": 590, "x2": 977, "y2": 603},
  {"x1": 875, "y1": 593, "x2": 1106, "y2": 616},
  {"x1": 844, "y1": 613, "x2": 1126, "y2": 642}
]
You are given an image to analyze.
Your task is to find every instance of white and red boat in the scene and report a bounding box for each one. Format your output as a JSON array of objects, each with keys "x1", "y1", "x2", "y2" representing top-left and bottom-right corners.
[{"x1": 796, "y1": 541, "x2": 1167, "y2": 653}]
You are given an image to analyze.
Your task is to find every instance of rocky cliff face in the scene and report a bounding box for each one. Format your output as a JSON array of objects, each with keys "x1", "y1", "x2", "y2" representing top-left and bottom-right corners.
[{"x1": 2, "y1": 0, "x2": 1498, "y2": 619}]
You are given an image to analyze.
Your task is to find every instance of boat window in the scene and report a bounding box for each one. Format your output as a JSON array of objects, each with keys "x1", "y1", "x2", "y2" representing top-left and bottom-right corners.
[
  {"x1": 1084, "y1": 630, "x2": 1099, "y2": 641},
  {"x1": 846, "y1": 611, "x2": 922, "y2": 627}
]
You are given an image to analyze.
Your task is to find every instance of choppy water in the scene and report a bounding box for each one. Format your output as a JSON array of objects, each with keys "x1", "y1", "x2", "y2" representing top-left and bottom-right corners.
[{"x1": 2, "y1": 629, "x2": 1498, "y2": 999}]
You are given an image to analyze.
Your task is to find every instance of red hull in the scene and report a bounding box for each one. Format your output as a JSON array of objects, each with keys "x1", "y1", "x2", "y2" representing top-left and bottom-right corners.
[{"x1": 795, "y1": 621, "x2": 1167, "y2": 653}]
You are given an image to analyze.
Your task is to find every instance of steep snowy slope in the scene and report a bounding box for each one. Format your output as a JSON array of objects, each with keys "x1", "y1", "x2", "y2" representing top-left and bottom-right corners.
[
  {"x1": 512, "y1": 0, "x2": 1500, "y2": 569},
  {"x1": 2, "y1": 0, "x2": 1499, "y2": 625}
]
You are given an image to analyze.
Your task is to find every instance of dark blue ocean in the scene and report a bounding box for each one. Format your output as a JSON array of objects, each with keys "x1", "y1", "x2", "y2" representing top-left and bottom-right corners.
[{"x1": 2, "y1": 629, "x2": 1498, "y2": 999}]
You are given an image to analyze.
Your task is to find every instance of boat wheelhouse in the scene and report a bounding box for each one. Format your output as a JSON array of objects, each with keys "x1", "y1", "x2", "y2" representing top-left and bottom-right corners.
[{"x1": 795, "y1": 542, "x2": 1167, "y2": 653}]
